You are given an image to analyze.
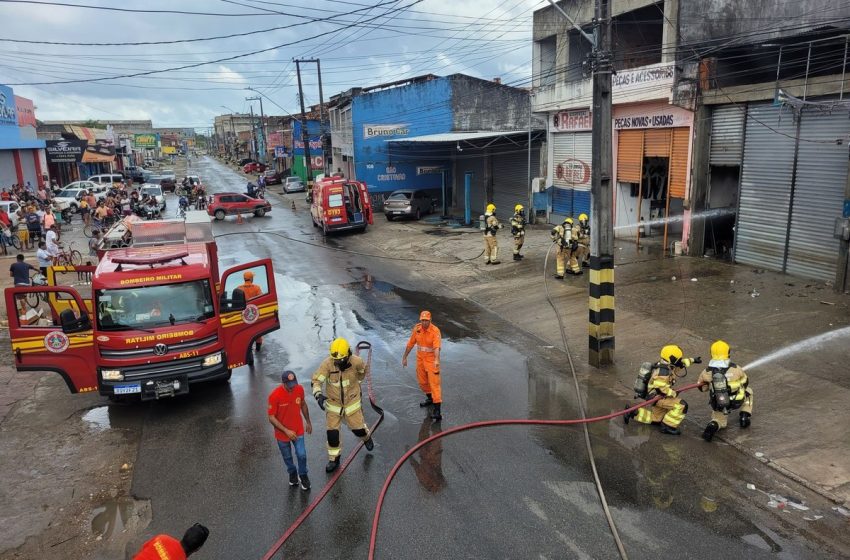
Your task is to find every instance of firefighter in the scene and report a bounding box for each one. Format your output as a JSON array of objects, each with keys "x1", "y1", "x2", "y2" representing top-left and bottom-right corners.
[
  {"x1": 483, "y1": 203, "x2": 502, "y2": 265},
  {"x1": 624, "y1": 345, "x2": 702, "y2": 435},
  {"x1": 402, "y1": 310, "x2": 443, "y2": 420},
  {"x1": 238, "y1": 270, "x2": 264, "y2": 354},
  {"x1": 133, "y1": 523, "x2": 209, "y2": 560},
  {"x1": 510, "y1": 204, "x2": 526, "y2": 261},
  {"x1": 550, "y1": 217, "x2": 581, "y2": 278},
  {"x1": 311, "y1": 338, "x2": 374, "y2": 473},
  {"x1": 697, "y1": 340, "x2": 754, "y2": 442},
  {"x1": 576, "y1": 212, "x2": 590, "y2": 268}
]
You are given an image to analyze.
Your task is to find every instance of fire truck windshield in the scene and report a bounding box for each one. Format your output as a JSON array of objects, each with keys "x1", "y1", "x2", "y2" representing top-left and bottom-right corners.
[{"x1": 95, "y1": 279, "x2": 215, "y2": 331}]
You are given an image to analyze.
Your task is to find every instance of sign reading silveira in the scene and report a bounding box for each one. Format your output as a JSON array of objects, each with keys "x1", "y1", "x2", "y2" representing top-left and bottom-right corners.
[{"x1": 364, "y1": 124, "x2": 409, "y2": 140}]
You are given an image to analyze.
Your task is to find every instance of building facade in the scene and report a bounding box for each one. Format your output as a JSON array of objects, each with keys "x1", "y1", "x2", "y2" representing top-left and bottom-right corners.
[{"x1": 0, "y1": 85, "x2": 46, "y2": 188}]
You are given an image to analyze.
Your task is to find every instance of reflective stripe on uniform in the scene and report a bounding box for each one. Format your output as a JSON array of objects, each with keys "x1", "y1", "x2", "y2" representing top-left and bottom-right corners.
[
  {"x1": 344, "y1": 401, "x2": 362, "y2": 415},
  {"x1": 327, "y1": 446, "x2": 341, "y2": 458},
  {"x1": 325, "y1": 402, "x2": 342, "y2": 415},
  {"x1": 635, "y1": 408, "x2": 653, "y2": 424},
  {"x1": 340, "y1": 378, "x2": 351, "y2": 388},
  {"x1": 315, "y1": 374, "x2": 327, "y2": 383},
  {"x1": 417, "y1": 346, "x2": 435, "y2": 353}
]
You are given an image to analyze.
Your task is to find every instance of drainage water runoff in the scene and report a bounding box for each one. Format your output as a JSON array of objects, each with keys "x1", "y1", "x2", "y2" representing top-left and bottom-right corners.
[{"x1": 743, "y1": 325, "x2": 850, "y2": 371}]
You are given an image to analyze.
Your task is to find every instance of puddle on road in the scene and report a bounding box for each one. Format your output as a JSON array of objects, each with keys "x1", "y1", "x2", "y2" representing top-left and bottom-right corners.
[
  {"x1": 90, "y1": 496, "x2": 151, "y2": 545},
  {"x1": 83, "y1": 407, "x2": 110, "y2": 432},
  {"x1": 423, "y1": 229, "x2": 463, "y2": 237}
]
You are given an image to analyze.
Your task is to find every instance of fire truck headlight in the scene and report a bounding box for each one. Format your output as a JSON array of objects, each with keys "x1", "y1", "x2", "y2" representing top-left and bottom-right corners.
[
  {"x1": 102, "y1": 369, "x2": 123, "y2": 381},
  {"x1": 203, "y1": 352, "x2": 223, "y2": 367}
]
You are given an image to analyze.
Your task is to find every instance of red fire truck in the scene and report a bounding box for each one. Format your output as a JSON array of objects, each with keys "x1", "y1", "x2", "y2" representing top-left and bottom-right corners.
[
  {"x1": 309, "y1": 176, "x2": 373, "y2": 235},
  {"x1": 4, "y1": 213, "x2": 279, "y2": 400}
]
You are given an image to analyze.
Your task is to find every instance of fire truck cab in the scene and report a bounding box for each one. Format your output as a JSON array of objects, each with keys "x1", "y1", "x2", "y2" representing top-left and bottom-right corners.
[
  {"x1": 309, "y1": 176, "x2": 373, "y2": 235},
  {"x1": 4, "y1": 212, "x2": 280, "y2": 400}
]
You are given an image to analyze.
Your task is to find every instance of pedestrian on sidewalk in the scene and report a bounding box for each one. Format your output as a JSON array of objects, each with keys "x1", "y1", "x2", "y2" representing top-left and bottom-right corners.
[
  {"x1": 10, "y1": 254, "x2": 37, "y2": 286},
  {"x1": 624, "y1": 345, "x2": 702, "y2": 435},
  {"x1": 697, "y1": 340, "x2": 754, "y2": 442},
  {"x1": 483, "y1": 203, "x2": 502, "y2": 265},
  {"x1": 36, "y1": 242, "x2": 50, "y2": 276},
  {"x1": 133, "y1": 523, "x2": 209, "y2": 560},
  {"x1": 402, "y1": 310, "x2": 443, "y2": 420},
  {"x1": 510, "y1": 204, "x2": 526, "y2": 261},
  {"x1": 311, "y1": 338, "x2": 375, "y2": 473},
  {"x1": 268, "y1": 371, "x2": 312, "y2": 491}
]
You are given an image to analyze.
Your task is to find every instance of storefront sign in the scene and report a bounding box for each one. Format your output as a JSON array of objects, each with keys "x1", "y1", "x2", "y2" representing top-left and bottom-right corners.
[
  {"x1": 364, "y1": 124, "x2": 409, "y2": 140},
  {"x1": 14, "y1": 96, "x2": 35, "y2": 127},
  {"x1": 417, "y1": 166, "x2": 443, "y2": 175},
  {"x1": 134, "y1": 133, "x2": 158, "y2": 148},
  {"x1": 377, "y1": 165, "x2": 406, "y2": 181},
  {"x1": 555, "y1": 158, "x2": 590, "y2": 185},
  {"x1": 46, "y1": 139, "x2": 87, "y2": 164},
  {"x1": 268, "y1": 131, "x2": 283, "y2": 147},
  {"x1": 274, "y1": 146, "x2": 288, "y2": 158},
  {"x1": 294, "y1": 138, "x2": 322, "y2": 150},
  {"x1": 162, "y1": 146, "x2": 177, "y2": 155},
  {"x1": 311, "y1": 155, "x2": 324, "y2": 170},
  {"x1": 612, "y1": 64, "x2": 674, "y2": 91},
  {"x1": 0, "y1": 85, "x2": 18, "y2": 127},
  {"x1": 552, "y1": 109, "x2": 592, "y2": 132}
]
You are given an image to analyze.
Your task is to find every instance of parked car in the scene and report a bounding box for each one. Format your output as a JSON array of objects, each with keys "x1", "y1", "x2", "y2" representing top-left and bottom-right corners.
[
  {"x1": 383, "y1": 189, "x2": 436, "y2": 221},
  {"x1": 262, "y1": 169, "x2": 283, "y2": 185},
  {"x1": 89, "y1": 174, "x2": 125, "y2": 187},
  {"x1": 207, "y1": 192, "x2": 271, "y2": 220},
  {"x1": 140, "y1": 184, "x2": 166, "y2": 210},
  {"x1": 161, "y1": 169, "x2": 176, "y2": 181},
  {"x1": 283, "y1": 176, "x2": 305, "y2": 193},
  {"x1": 243, "y1": 162, "x2": 267, "y2": 174},
  {"x1": 54, "y1": 181, "x2": 107, "y2": 211},
  {"x1": 124, "y1": 166, "x2": 148, "y2": 183},
  {"x1": 0, "y1": 201, "x2": 22, "y2": 228},
  {"x1": 237, "y1": 158, "x2": 255, "y2": 167},
  {"x1": 159, "y1": 177, "x2": 177, "y2": 192}
]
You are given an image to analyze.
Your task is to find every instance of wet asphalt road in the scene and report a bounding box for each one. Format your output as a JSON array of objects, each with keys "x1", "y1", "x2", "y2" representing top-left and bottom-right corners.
[{"x1": 115, "y1": 157, "x2": 849, "y2": 560}]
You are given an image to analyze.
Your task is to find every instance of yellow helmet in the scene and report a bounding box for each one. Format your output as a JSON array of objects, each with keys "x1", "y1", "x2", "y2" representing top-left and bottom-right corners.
[
  {"x1": 514, "y1": 204, "x2": 524, "y2": 212},
  {"x1": 486, "y1": 203, "x2": 496, "y2": 214},
  {"x1": 660, "y1": 344, "x2": 683, "y2": 364},
  {"x1": 578, "y1": 213, "x2": 588, "y2": 222},
  {"x1": 564, "y1": 217, "x2": 574, "y2": 225},
  {"x1": 329, "y1": 338, "x2": 350, "y2": 359},
  {"x1": 710, "y1": 340, "x2": 730, "y2": 361}
]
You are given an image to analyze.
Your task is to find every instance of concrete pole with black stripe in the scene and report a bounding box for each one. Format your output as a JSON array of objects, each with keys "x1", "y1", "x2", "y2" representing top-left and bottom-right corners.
[{"x1": 588, "y1": 0, "x2": 615, "y2": 367}]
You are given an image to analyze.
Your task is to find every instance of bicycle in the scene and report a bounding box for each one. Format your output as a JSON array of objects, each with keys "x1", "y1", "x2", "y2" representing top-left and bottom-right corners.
[
  {"x1": 1, "y1": 226, "x2": 22, "y2": 251},
  {"x1": 55, "y1": 242, "x2": 83, "y2": 266},
  {"x1": 84, "y1": 215, "x2": 118, "y2": 238},
  {"x1": 25, "y1": 270, "x2": 47, "y2": 309}
]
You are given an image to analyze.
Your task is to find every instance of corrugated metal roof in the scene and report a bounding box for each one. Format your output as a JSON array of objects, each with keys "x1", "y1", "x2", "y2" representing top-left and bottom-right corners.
[{"x1": 386, "y1": 130, "x2": 528, "y2": 143}]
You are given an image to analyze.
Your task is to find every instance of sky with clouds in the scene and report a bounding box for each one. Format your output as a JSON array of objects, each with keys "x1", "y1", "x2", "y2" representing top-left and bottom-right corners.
[{"x1": 0, "y1": 0, "x2": 544, "y2": 130}]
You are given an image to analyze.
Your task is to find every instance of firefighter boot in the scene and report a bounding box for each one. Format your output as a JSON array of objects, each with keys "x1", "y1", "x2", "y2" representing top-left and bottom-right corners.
[
  {"x1": 702, "y1": 421, "x2": 720, "y2": 442},
  {"x1": 623, "y1": 404, "x2": 636, "y2": 425},
  {"x1": 660, "y1": 424, "x2": 681, "y2": 435},
  {"x1": 325, "y1": 458, "x2": 340, "y2": 473},
  {"x1": 513, "y1": 253, "x2": 521, "y2": 261},
  {"x1": 419, "y1": 394, "x2": 433, "y2": 407},
  {"x1": 739, "y1": 412, "x2": 751, "y2": 428},
  {"x1": 364, "y1": 437, "x2": 374, "y2": 451},
  {"x1": 431, "y1": 403, "x2": 442, "y2": 421}
]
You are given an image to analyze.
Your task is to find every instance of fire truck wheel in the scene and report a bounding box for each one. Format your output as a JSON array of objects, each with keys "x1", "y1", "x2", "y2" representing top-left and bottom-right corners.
[{"x1": 214, "y1": 209, "x2": 226, "y2": 221}]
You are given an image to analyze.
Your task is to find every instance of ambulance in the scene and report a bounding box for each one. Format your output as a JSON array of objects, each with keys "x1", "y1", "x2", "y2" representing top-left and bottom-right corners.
[{"x1": 309, "y1": 175, "x2": 373, "y2": 235}]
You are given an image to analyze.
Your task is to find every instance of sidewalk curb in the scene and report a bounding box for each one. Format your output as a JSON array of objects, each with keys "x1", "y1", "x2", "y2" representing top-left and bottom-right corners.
[{"x1": 351, "y1": 223, "x2": 849, "y2": 508}]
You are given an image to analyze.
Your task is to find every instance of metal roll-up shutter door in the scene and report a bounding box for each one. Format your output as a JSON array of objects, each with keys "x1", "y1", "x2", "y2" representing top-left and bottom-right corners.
[
  {"x1": 492, "y1": 148, "x2": 539, "y2": 216},
  {"x1": 785, "y1": 108, "x2": 849, "y2": 281},
  {"x1": 0, "y1": 151, "x2": 16, "y2": 186},
  {"x1": 710, "y1": 105, "x2": 745, "y2": 166},
  {"x1": 18, "y1": 150, "x2": 37, "y2": 186},
  {"x1": 643, "y1": 128, "x2": 671, "y2": 157},
  {"x1": 735, "y1": 103, "x2": 796, "y2": 271},
  {"x1": 617, "y1": 130, "x2": 643, "y2": 182},
  {"x1": 552, "y1": 187, "x2": 572, "y2": 218},
  {"x1": 553, "y1": 132, "x2": 592, "y2": 188},
  {"x1": 668, "y1": 127, "x2": 690, "y2": 198},
  {"x1": 457, "y1": 155, "x2": 488, "y2": 216},
  {"x1": 572, "y1": 188, "x2": 591, "y2": 216}
]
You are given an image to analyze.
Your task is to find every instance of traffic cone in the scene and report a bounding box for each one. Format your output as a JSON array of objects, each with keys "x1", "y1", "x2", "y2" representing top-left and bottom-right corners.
[{"x1": 236, "y1": 212, "x2": 244, "y2": 224}]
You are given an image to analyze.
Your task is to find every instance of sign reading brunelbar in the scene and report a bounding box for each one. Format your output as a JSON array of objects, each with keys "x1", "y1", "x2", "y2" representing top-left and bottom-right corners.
[{"x1": 363, "y1": 124, "x2": 409, "y2": 140}]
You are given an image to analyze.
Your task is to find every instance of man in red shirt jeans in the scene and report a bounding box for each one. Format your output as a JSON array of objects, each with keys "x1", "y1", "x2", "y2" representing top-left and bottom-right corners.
[{"x1": 269, "y1": 371, "x2": 312, "y2": 490}]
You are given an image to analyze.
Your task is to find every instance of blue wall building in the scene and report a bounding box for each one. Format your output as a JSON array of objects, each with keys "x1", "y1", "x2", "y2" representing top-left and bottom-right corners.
[{"x1": 292, "y1": 119, "x2": 322, "y2": 182}]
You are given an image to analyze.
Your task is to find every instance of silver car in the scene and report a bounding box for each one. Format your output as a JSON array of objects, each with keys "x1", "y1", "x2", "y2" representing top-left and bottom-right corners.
[
  {"x1": 283, "y1": 176, "x2": 305, "y2": 193},
  {"x1": 384, "y1": 189, "x2": 436, "y2": 221}
]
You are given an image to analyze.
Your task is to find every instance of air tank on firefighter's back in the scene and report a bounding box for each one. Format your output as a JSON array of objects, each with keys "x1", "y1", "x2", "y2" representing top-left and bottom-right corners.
[{"x1": 634, "y1": 362, "x2": 654, "y2": 398}]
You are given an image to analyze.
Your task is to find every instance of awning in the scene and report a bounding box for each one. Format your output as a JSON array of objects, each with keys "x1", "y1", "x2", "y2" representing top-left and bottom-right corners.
[
  {"x1": 81, "y1": 150, "x2": 115, "y2": 163},
  {"x1": 386, "y1": 131, "x2": 530, "y2": 143},
  {"x1": 65, "y1": 125, "x2": 108, "y2": 142}
]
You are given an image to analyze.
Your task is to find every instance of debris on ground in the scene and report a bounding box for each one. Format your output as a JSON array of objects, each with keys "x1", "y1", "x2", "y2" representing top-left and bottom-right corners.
[
  {"x1": 750, "y1": 289, "x2": 760, "y2": 298},
  {"x1": 833, "y1": 506, "x2": 850, "y2": 517}
]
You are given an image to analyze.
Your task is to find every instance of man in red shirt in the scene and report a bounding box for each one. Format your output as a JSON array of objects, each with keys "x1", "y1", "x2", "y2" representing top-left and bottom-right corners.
[
  {"x1": 268, "y1": 371, "x2": 312, "y2": 490},
  {"x1": 402, "y1": 310, "x2": 443, "y2": 420},
  {"x1": 133, "y1": 523, "x2": 209, "y2": 560}
]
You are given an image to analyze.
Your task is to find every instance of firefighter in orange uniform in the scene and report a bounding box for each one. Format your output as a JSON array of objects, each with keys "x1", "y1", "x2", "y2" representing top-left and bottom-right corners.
[
  {"x1": 133, "y1": 524, "x2": 209, "y2": 560},
  {"x1": 238, "y1": 270, "x2": 264, "y2": 353},
  {"x1": 402, "y1": 310, "x2": 443, "y2": 420}
]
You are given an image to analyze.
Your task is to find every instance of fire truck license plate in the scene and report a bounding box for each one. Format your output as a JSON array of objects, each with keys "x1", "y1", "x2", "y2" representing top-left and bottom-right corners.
[{"x1": 114, "y1": 384, "x2": 141, "y2": 395}]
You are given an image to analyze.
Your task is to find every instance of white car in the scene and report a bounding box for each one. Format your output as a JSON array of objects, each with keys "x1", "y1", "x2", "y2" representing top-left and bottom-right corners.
[
  {"x1": 140, "y1": 184, "x2": 166, "y2": 210},
  {"x1": 53, "y1": 181, "x2": 107, "y2": 211},
  {"x1": 0, "y1": 201, "x2": 22, "y2": 228}
]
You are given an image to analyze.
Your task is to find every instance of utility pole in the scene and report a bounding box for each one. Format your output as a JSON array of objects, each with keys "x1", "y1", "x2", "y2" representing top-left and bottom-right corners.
[
  {"x1": 246, "y1": 95, "x2": 268, "y2": 164},
  {"x1": 295, "y1": 58, "x2": 329, "y2": 177},
  {"x1": 295, "y1": 59, "x2": 314, "y2": 186},
  {"x1": 547, "y1": 0, "x2": 614, "y2": 367},
  {"x1": 249, "y1": 105, "x2": 258, "y2": 162}
]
